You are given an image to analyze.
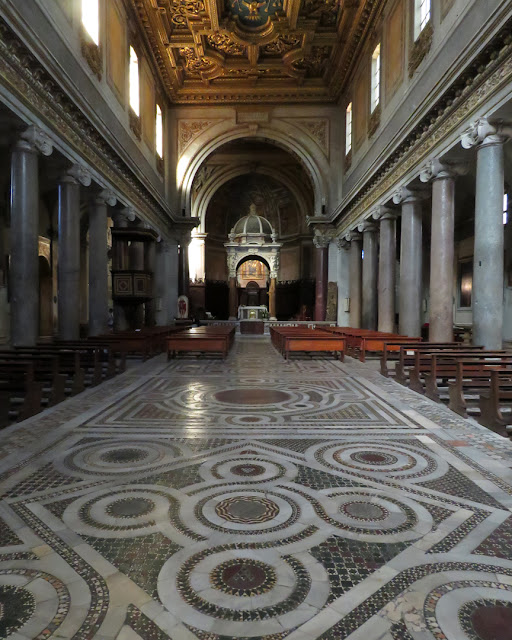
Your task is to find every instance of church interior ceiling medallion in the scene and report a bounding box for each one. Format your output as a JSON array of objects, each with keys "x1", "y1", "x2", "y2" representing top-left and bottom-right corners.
[{"x1": 130, "y1": 0, "x2": 383, "y2": 103}]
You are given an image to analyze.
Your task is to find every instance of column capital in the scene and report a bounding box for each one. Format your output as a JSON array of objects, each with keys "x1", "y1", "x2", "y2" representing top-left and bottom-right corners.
[
  {"x1": 371, "y1": 205, "x2": 396, "y2": 221},
  {"x1": 61, "y1": 164, "x2": 92, "y2": 187},
  {"x1": 18, "y1": 125, "x2": 53, "y2": 156},
  {"x1": 347, "y1": 230, "x2": 362, "y2": 243},
  {"x1": 461, "y1": 117, "x2": 512, "y2": 149},
  {"x1": 313, "y1": 230, "x2": 331, "y2": 249},
  {"x1": 358, "y1": 220, "x2": 378, "y2": 233},
  {"x1": 419, "y1": 158, "x2": 468, "y2": 182},
  {"x1": 95, "y1": 189, "x2": 117, "y2": 207},
  {"x1": 335, "y1": 237, "x2": 350, "y2": 251},
  {"x1": 392, "y1": 185, "x2": 428, "y2": 205},
  {"x1": 121, "y1": 206, "x2": 137, "y2": 222}
]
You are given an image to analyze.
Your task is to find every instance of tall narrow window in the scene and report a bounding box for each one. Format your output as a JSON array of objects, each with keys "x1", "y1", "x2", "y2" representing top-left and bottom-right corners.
[
  {"x1": 345, "y1": 102, "x2": 352, "y2": 156},
  {"x1": 82, "y1": 0, "x2": 99, "y2": 45},
  {"x1": 504, "y1": 193, "x2": 509, "y2": 225},
  {"x1": 156, "y1": 104, "x2": 163, "y2": 157},
  {"x1": 370, "y1": 44, "x2": 381, "y2": 113},
  {"x1": 129, "y1": 46, "x2": 140, "y2": 116},
  {"x1": 415, "y1": 0, "x2": 431, "y2": 39}
]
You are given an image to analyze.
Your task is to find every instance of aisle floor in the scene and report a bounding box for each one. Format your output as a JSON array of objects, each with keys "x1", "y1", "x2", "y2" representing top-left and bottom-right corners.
[{"x1": 2, "y1": 336, "x2": 512, "y2": 639}]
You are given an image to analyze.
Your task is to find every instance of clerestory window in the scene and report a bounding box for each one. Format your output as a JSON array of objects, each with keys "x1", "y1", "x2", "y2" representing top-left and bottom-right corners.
[
  {"x1": 129, "y1": 46, "x2": 140, "y2": 116},
  {"x1": 414, "y1": 0, "x2": 431, "y2": 40},
  {"x1": 156, "y1": 104, "x2": 163, "y2": 157},
  {"x1": 82, "y1": 0, "x2": 99, "y2": 45},
  {"x1": 345, "y1": 102, "x2": 352, "y2": 156},
  {"x1": 370, "y1": 43, "x2": 381, "y2": 113}
]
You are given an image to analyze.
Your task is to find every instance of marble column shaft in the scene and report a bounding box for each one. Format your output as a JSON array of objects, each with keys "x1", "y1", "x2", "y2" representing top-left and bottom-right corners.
[
  {"x1": 145, "y1": 240, "x2": 157, "y2": 326},
  {"x1": 269, "y1": 277, "x2": 277, "y2": 320},
  {"x1": 473, "y1": 140, "x2": 505, "y2": 349},
  {"x1": 58, "y1": 176, "x2": 81, "y2": 340},
  {"x1": 399, "y1": 199, "x2": 423, "y2": 337},
  {"x1": 314, "y1": 242, "x2": 329, "y2": 322},
  {"x1": 429, "y1": 175, "x2": 455, "y2": 342},
  {"x1": 88, "y1": 195, "x2": 110, "y2": 336},
  {"x1": 349, "y1": 234, "x2": 362, "y2": 328},
  {"x1": 10, "y1": 139, "x2": 40, "y2": 346},
  {"x1": 361, "y1": 223, "x2": 378, "y2": 330},
  {"x1": 228, "y1": 276, "x2": 237, "y2": 320},
  {"x1": 378, "y1": 214, "x2": 396, "y2": 333}
]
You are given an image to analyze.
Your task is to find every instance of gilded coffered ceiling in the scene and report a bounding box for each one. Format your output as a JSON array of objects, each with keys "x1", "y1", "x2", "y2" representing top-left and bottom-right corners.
[{"x1": 130, "y1": 0, "x2": 382, "y2": 103}]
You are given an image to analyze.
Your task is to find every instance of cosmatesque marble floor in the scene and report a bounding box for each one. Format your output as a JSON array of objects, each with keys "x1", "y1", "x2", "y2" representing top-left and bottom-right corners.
[{"x1": 2, "y1": 336, "x2": 512, "y2": 639}]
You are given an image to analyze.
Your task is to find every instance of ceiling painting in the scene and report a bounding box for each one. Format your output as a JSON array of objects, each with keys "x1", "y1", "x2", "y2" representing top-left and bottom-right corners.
[{"x1": 129, "y1": 0, "x2": 384, "y2": 104}]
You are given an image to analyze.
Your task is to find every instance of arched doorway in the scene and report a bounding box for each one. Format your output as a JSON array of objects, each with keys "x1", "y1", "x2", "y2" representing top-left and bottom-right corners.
[
  {"x1": 39, "y1": 255, "x2": 52, "y2": 337},
  {"x1": 237, "y1": 257, "x2": 270, "y2": 308}
]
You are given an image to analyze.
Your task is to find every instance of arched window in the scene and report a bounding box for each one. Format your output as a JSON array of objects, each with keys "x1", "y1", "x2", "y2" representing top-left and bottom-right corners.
[
  {"x1": 129, "y1": 46, "x2": 140, "y2": 116},
  {"x1": 345, "y1": 102, "x2": 352, "y2": 156},
  {"x1": 414, "y1": 0, "x2": 431, "y2": 40},
  {"x1": 156, "y1": 104, "x2": 163, "y2": 157},
  {"x1": 370, "y1": 44, "x2": 381, "y2": 113},
  {"x1": 82, "y1": 0, "x2": 99, "y2": 45}
]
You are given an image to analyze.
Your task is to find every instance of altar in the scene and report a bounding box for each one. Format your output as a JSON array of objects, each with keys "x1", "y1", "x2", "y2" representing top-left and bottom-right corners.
[{"x1": 238, "y1": 305, "x2": 268, "y2": 320}]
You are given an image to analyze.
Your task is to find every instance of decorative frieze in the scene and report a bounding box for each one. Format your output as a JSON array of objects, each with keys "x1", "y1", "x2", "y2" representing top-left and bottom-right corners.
[
  {"x1": 333, "y1": 16, "x2": 512, "y2": 235},
  {"x1": 0, "y1": 19, "x2": 190, "y2": 235}
]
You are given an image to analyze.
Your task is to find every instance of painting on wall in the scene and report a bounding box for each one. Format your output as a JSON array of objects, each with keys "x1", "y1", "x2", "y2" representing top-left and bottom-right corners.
[{"x1": 458, "y1": 259, "x2": 473, "y2": 308}]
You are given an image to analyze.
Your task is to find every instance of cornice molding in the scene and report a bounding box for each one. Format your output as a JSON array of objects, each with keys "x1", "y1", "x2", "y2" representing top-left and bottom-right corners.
[
  {"x1": 0, "y1": 18, "x2": 194, "y2": 236},
  {"x1": 332, "y1": 14, "x2": 512, "y2": 235}
]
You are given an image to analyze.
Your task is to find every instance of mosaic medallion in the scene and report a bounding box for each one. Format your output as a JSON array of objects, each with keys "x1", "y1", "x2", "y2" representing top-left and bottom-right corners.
[
  {"x1": 350, "y1": 451, "x2": 399, "y2": 466},
  {"x1": 214, "y1": 389, "x2": 291, "y2": 405},
  {"x1": 215, "y1": 496, "x2": 280, "y2": 523},
  {"x1": 106, "y1": 497, "x2": 155, "y2": 518},
  {"x1": 0, "y1": 586, "x2": 35, "y2": 637},
  {"x1": 100, "y1": 448, "x2": 148, "y2": 464},
  {"x1": 341, "y1": 500, "x2": 389, "y2": 521},
  {"x1": 211, "y1": 559, "x2": 276, "y2": 596},
  {"x1": 230, "y1": 463, "x2": 266, "y2": 476},
  {"x1": 460, "y1": 598, "x2": 512, "y2": 640}
]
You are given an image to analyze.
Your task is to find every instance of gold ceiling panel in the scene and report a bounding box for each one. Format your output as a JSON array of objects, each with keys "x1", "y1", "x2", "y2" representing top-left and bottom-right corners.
[{"x1": 130, "y1": 0, "x2": 383, "y2": 103}]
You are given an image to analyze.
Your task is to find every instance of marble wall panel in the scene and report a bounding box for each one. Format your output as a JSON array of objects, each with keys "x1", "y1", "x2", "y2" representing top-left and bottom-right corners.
[
  {"x1": 141, "y1": 63, "x2": 155, "y2": 149},
  {"x1": 354, "y1": 66, "x2": 368, "y2": 150},
  {"x1": 385, "y1": 0, "x2": 405, "y2": 102},
  {"x1": 106, "y1": 0, "x2": 127, "y2": 104}
]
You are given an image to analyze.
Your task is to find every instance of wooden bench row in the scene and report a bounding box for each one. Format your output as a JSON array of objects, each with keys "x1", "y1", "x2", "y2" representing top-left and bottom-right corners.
[
  {"x1": 379, "y1": 342, "x2": 512, "y2": 437},
  {"x1": 0, "y1": 342, "x2": 125, "y2": 427},
  {"x1": 270, "y1": 326, "x2": 345, "y2": 360},
  {"x1": 319, "y1": 327, "x2": 423, "y2": 362},
  {"x1": 167, "y1": 326, "x2": 236, "y2": 359}
]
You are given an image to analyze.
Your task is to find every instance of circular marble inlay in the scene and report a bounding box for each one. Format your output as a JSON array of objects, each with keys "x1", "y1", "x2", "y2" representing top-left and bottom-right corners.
[
  {"x1": 350, "y1": 451, "x2": 399, "y2": 466},
  {"x1": 341, "y1": 500, "x2": 389, "y2": 521},
  {"x1": 471, "y1": 604, "x2": 512, "y2": 640},
  {"x1": 214, "y1": 389, "x2": 290, "y2": 405},
  {"x1": 106, "y1": 497, "x2": 154, "y2": 518},
  {"x1": 100, "y1": 448, "x2": 148, "y2": 464},
  {"x1": 0, "y1": 586, "x2": 36, "y2": 637},
  {"x1": 230, "y1": 463, "x2": 266, "y2": 477},
  {"x1": 211, "y1": 559, "x2": 276, "y2": 596},
  {"x1": 215, "y1": 496, "x2": 280, "y2": 524}
]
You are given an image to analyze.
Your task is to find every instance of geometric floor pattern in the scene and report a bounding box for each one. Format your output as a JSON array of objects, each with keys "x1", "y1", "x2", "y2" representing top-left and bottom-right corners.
[{"x1": 2, "y1": 337, "x2": 512, "y2": 639}]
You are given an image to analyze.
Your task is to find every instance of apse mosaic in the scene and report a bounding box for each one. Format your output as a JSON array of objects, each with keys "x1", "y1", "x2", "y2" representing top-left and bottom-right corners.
[{"x1": 1, "y1": 337, "x2": 512, "y2": 639}]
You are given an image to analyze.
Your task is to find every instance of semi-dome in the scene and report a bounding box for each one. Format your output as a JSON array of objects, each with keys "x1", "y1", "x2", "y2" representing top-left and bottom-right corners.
[{"x1": 229, "y1": 204, "x2": 276, "y2": 244}]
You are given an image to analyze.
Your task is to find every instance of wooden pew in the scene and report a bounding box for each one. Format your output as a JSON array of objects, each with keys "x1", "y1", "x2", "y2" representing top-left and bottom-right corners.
[
  {"x1": 479, "y1": 369, "x2": 512, "y2": 434},
  {"x1": 0, "y1": 362, "x2": 43, "y2": 426},
  {"x1": 394, "y1": 345, "x2": 486, "y2": 387},
  {"x1": 167, "y1": 326, "x2": 235, "y2": 359},
  {"x1": 447, "y1": 359, "x2": 512, "y2": 417},
  {"x1": 270, "y1": 326, "x2": 345, "y2": 361},
  {"x1": 380, "y1": 341, "x2": 470, "y2": 377}
]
